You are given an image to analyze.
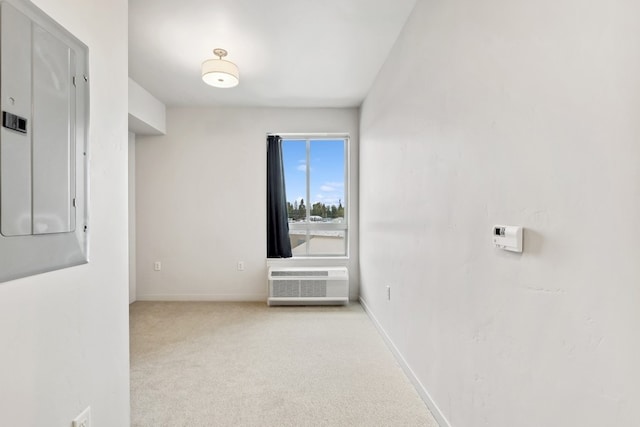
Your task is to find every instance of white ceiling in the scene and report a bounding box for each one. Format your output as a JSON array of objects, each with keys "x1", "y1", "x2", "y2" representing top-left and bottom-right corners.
[{"x1": 128, "y1": 0, "x2": 417, "y2": 108}]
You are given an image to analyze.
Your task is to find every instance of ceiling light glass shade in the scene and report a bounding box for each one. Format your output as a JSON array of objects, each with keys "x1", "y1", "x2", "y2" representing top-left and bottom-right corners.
[{"x1": 201, "y1": 58, "x2": 239, "y2": 88}]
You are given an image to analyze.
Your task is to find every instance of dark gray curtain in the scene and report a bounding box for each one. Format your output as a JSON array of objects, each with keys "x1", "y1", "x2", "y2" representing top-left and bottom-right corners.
[{"x1": 266, "y1": 135, "x2": 292, "y2": 258}]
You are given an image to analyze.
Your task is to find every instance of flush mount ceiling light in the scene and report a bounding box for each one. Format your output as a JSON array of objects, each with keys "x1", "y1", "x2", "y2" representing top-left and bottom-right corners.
[{"x1": 201, "y1": 48, "x2": 239, "y2": 88}]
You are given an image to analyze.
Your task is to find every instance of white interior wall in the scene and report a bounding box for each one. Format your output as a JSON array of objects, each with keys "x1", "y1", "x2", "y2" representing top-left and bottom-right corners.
[
  {"x1": 128, "y1": 77, "x2": 166, "y2": 135},
  {"x1": 359, "y1": 0, "x2": 640, "y2": 426},
  {"x1": 129, "y1": 132, "x2": 137, "y2": 303},
  {"x1": 0, "y1": 0, "x2": 130, "y2": 425},
  {"x1": 135, "y1": 107, "x2": 359, "y2": 301}
]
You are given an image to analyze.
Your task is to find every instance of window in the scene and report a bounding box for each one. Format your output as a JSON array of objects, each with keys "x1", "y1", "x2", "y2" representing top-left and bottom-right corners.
[{"x1": 281, "y1": 136, "x2": 348, "y2": 257}]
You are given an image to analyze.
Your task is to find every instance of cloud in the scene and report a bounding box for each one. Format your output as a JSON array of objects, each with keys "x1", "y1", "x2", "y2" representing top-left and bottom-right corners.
[
  {"x1": 296, "y1": 159, "x2": 311, "y2": 173},
  {"x1": 313, "y1": 194, "x2": 341, "y2": 206},
  {"x1": 322, "y1": 197, "x2": 341, "y2": 206},
  {"x1": 320, "y1": 182, "x2": 344, "y2": 193},
  {"x1": 324, "y1": 181, "x2": 344, "y2": 188},
  {"x1": 320, "y1": 182, "x2": 344, "y2": 192}
]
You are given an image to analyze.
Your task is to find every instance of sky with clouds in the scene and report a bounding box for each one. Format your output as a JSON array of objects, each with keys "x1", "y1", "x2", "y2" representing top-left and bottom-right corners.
[{"x1": 282, "y1": 139, "x2": 345, "y2": 208}]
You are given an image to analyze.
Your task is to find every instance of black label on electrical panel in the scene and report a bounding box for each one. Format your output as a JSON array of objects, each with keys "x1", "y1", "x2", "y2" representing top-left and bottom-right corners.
[{"x1": 2, "y1": 111, "x2": 27, "y2": 134}]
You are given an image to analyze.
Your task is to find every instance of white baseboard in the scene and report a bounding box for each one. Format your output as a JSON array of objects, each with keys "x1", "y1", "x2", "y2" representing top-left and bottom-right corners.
[
  {"x1": 359, "y1": 297, "x2": 452, "y2": 427},
  {"x1": 135, "y1": 293, "x2": 267, "y2": 302}
]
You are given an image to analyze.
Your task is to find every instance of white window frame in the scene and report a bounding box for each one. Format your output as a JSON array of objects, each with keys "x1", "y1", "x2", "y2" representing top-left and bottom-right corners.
[{"x1": 280, "y1": 134, "x2": 349, "y2": 258}]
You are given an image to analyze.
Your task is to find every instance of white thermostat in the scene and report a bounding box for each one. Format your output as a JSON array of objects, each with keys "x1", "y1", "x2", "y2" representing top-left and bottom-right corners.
[{"x1": 493, "y1": 225, "x2": 523, "y2": 253}]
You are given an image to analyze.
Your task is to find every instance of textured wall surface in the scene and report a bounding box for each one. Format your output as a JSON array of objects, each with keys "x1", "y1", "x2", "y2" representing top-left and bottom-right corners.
[{"x1": 359, "y1": 0, "x2": 640, "y2": 425}]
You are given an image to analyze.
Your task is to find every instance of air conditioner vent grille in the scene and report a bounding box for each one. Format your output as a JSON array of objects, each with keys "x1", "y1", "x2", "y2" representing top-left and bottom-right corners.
[
  {"x1": 273, "y1": 280, "x2": 299, "y2": 297},
  {"x1": 301, "y1": 280, "x2": 327, "y2": 297},
  {"x1": 271, "y1": 270, "x2": 328, "y2": 277}
]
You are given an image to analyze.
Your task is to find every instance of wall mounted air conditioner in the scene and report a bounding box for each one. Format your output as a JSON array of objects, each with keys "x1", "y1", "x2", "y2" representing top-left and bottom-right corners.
[{"x1": 268, "y1": 266, "x2": 349, "y2": 306}]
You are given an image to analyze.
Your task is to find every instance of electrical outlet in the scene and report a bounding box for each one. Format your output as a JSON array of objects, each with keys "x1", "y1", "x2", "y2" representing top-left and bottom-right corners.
[
  {"x1": 153, "y1": 261, "x2": 161, "y2": 271},
  {"x1": 237, "y1": 261, "x2": 245, "y2": 271},
  {"x1": 72, "y1": 406, "x2": 91, "y2": 427}
]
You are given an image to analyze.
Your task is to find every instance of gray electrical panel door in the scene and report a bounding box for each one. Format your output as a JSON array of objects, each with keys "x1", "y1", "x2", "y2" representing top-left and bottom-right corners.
[
  {"x1": 32, "y1": 24, "x2": 76, "y2": 235},
  {"x1": 0, "y1": 0, "x2": 89, "y2": 283}
]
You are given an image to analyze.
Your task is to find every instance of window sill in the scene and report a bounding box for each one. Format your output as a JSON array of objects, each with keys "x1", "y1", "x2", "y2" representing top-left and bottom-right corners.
[{"x1": 266, "y1": 256, "x2": 349, "y2": 267}]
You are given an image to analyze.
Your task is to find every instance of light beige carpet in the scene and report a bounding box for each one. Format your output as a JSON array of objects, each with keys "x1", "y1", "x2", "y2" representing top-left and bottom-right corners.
[{"x1": 130, "y1": 302, "x2": 438, "y2": 427}]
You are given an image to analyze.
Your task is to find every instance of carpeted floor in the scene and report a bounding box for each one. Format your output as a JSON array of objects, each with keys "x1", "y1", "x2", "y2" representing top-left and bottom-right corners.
[{"x1": 130, "y1": 302, "x2": 438, "y2": 427}]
